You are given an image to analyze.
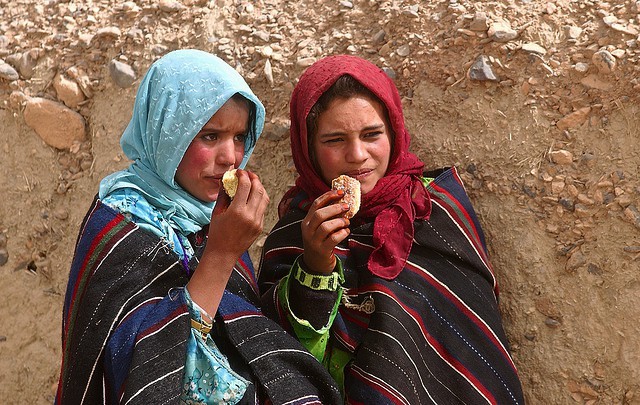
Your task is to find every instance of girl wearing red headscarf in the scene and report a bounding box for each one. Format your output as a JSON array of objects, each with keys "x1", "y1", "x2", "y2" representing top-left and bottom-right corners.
[{"x1": 258, "y1": 55, "x2": 524, "y2": 404}]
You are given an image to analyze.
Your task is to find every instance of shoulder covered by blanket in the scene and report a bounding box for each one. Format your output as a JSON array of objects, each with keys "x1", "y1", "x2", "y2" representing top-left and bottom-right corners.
[
  {"x1": 259, "y1": 167, "x2": 524, "y2": 404},
  {"x1": 57, "y1": 198, "x2": 341, "y2": 404}
]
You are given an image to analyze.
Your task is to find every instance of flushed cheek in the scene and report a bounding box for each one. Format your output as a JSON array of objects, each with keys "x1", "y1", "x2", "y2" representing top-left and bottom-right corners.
[
  {"x1": 181, "y1": 146, "x2": 213, "y2": 175},
  {"x1": 317, "y1": 152, "x2": 343, "y2": 183}
]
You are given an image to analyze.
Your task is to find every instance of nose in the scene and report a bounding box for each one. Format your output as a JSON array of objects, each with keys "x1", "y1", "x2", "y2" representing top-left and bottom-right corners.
[
  {"x1": 216, "y1": 138, "x2": 237, "y2": 168},
  {"x1": 345, "y1": 139, "x2": 368, "y2": 163}
]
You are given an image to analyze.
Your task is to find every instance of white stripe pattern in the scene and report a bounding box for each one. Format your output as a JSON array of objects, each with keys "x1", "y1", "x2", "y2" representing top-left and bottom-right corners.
[
  {"x1": 123, "y1": 366, "x2": 185, "y2": 405},
  {"x1": 80, "y1": 244, "x2": 181, "y2": 403}
]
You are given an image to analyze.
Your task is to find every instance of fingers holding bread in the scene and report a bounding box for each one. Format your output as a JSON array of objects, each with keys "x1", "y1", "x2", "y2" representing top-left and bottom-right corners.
[
  {"x1": 331, "y1": 175, "x2": 361, "y2": 218},
  {"x1": 222, "y1": 169, "x2": 239, "y2": 198},
  {"x1": 221, "y1": 169, "x2": 269, "y2": 220}
]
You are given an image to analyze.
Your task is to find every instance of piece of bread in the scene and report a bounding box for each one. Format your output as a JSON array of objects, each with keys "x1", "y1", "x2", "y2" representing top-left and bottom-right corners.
[
  {"x1": 222, "y1": 169, "x2": 238, "y2": 198},
  {"x1": 331, "y1": 175, "x2": 361, "y2": 219}
]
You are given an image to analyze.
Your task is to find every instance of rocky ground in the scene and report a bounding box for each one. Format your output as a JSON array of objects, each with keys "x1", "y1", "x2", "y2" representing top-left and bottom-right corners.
[{"x1": 1, "y1": 0, "x2": 640, "y2": 403}]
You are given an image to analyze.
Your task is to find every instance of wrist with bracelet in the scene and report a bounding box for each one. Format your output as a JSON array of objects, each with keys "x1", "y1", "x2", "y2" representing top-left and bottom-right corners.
[{"x1": 294, "y1": 256, "x2": 343, "y2": 292}]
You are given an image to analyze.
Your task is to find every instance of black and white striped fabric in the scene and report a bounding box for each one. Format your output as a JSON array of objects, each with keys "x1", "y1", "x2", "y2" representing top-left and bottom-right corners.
[
  {"x1": 56, "y1": 199, "x2": 341, "y2": 404},
  {"x1": 259, "y1": 168, "x2": 525, "y2": 404}
]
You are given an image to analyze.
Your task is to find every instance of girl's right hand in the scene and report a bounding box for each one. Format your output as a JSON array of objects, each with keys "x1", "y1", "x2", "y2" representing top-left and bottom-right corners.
[
  {"x1": 206, "y1": 169, "x2": 269, "y2": 259},
  {"x1": 186, "y1": 170, "x2": 269, "y2": 318},
  {"x1": 300, "y1": 189, "x2": 351, "y2": 274}
]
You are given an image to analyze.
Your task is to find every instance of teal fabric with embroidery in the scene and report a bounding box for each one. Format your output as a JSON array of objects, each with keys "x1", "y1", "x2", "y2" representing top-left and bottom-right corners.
[
  {"x1": 97, "y1": 49, "x2": 266, "y2": 404},
  {"x1": 180, "y1": 288, "x2": 249, "y2": 404},
  {"x1": 101, "y1": 191, "x2": 250, "y2": 403},
  {"x1": 101, "y1": 188, "x2": 193, "y2": 258},
  {"x1": 98, "y1": 49, "x2": 265, "y2": 236}
]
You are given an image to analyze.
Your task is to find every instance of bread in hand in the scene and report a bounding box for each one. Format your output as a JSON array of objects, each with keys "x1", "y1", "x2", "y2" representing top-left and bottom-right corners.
[
  {"x1": 331, "y1": 175, "x2": 361, "y2": 219},
  {"x1": 222, "y1": 169, "x2": 239, "y2": 198}
]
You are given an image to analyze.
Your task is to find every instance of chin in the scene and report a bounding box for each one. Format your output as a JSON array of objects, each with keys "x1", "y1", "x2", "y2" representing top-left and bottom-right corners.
[
  {"x1": 360, "y1": 182, "x2": 374, "y2": 195},
  {"x1": 196, "y1": 192, "x2": 217, "y2": 203},
  {"x1": 207, "y1": 187, "x2": 221, "y2": 202},
  {"x1": 363, "y1": 181, "x2": 384, "y2": 195}
]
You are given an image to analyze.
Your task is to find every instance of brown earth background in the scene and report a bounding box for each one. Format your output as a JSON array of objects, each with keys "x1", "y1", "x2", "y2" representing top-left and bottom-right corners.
[{"x1": 1, "y1": 0, "x2": 639, "y2": 404}]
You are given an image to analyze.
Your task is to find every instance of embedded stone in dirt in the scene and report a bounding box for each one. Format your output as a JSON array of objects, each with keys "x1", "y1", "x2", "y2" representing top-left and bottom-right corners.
[{"x1": 23, "y1": 97, "x2": 87, "y2": 150}]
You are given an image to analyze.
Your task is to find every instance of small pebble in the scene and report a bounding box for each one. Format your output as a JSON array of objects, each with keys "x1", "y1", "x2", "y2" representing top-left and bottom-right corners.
[
  {"x1": 53, "y1": 208, "x2": 70, "y2": 220},
  {"x1": 592, "y1": 50, "x2": 616, "y2": 74},
  {"x1": 109, "y1": 59, "x2": 136, "y2": 88},
  {"x1": 0, "y1": 248, "x2": 8, "y2": 266},
  {"x1": 382, "y1": 67, "x2": 396, "y2": 80},
  {"x1": 574, "y1": 62, "x2": 589, "y2": 73},
  {"x1": 396, "y1": 44, "x2": 411, "y2": 57},
  {"x1": 468, "y1": 55, "x2": 497, "y2": 81},
  {"x1": 0, "y1": 60, "x2": 19, "y2": 81}
]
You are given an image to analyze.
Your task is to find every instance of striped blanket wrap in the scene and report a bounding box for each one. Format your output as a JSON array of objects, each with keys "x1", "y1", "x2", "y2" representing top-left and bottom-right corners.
[
  {"x1": 259, "y1": 167, "x2": 525, "y2": 404},
  {"x1": 56, "y1": 199, "x2": 341, "y2": 404}
]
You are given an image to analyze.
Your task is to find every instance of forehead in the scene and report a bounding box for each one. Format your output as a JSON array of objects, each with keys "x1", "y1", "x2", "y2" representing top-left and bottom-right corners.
[
  {"x1": 316, "y1": 96, "x2": 387, "y2": 130},
  {"x1": 202, "y1": 97, "x2": 249, "y2": 126},
  {"x1": 220, "y1": 96, "x2": 250, "y2": 114}
]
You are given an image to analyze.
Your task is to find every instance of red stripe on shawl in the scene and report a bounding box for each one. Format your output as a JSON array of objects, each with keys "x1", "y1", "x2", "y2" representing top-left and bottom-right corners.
[
  {"x1": 333, "y1": 304, "x2": 371, "y2": 351},
  {"x1": 63, "y1": 215, "x2": 127, "y2": 339},
  {"x1": 428, "y1": 172, "x2": 492, "y2": 273},
  {"x1": 348, "y1": 365, "x2": 407, "y2": 404},
  {"x1": 340, "y1": 305, "x2": 371, "y2": 329},
  {"x1": 57, "y1": 214, "x2": 128, "y2": 403},
  {"x1": 394, "y1": 262, "x2": 516, "y2": 374},
  {"x1": 135, "y1": 307, "x2": 186, "y2": 343},
  {"x1": 333, "y1": 325, "x2": 359, "y2": 353},
  {"x1": 361, "y1": 280, "x2": 500, "y2": 404},
  {"x1": 234, "y1": 256, "x2": 258, "y2": 297}
]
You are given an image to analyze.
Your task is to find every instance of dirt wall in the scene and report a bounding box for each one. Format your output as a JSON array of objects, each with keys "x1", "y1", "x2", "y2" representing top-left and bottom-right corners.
[{"x1": 1, "y1": 0, "x2": 639, "y2": 403}]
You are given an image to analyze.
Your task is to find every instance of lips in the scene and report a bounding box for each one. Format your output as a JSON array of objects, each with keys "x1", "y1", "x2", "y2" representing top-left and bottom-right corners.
[
  {"x1": 202, "y1": 176, "x2": 222, "y2": 190},
  {"x1": 345, "y1": 169, "x2": 372, "y2": 180},
  {"x1": 211, "y1": 167, "x2": 235, "y2": 180},
  {"x1": 207, "y1": 173, "x2": 225, "y2": 181}
]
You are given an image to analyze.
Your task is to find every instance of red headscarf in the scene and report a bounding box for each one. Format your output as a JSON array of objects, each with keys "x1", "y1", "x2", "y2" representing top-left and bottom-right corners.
[{"x1": 281, "y1": 55, "x2": 431, "y2": 280}]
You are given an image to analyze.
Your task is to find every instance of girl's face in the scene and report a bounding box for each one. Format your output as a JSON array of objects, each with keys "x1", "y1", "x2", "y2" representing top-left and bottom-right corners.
[
  {"x1": 175, "y1": 97, "x2": 249, "y2": 202},
  {"x1": 311, "y1": 96, "x2": 392, "y2": 195}
]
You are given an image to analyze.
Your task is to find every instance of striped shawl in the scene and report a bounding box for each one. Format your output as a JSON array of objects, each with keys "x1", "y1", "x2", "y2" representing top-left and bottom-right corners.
[
  {"x1": 259, "y1": 168, "x2": 524, "y2": 404},
  {"x1": 56, "y1": 198, "x2": 341, "y2": 404}
]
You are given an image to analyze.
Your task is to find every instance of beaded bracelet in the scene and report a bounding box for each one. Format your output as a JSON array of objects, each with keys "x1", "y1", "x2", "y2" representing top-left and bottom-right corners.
[{"x1": 293, "y1": 264, "x2": 341, "y2": 292}]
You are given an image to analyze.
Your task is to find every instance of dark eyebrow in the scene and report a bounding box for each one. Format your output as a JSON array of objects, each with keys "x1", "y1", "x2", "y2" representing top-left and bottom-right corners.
[
  {"x1": 198, "y1": 124, "x2": 248, "y2": 134},
  {"x1": 317, "y1": 123, "x2": 384, "y2": 139}
]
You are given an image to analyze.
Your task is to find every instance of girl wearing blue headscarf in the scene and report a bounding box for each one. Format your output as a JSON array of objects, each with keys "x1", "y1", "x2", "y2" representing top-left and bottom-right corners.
[{"x1": 56, "y1": 50, "x2": 341, "y2": 405}]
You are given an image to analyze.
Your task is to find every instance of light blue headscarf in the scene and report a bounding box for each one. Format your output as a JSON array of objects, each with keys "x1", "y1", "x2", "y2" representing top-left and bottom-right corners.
[{"x1": 99, "y1": 49, "x2": 265, "y2": 235}]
